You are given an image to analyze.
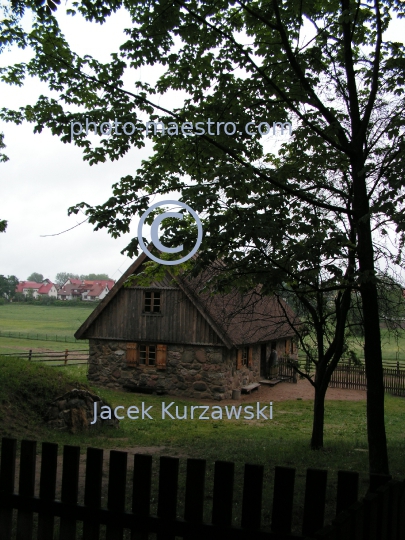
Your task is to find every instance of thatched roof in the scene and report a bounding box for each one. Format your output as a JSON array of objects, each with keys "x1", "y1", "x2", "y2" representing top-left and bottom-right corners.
[{"x1": 75, "y1": 250, "x2": 298, "y2": 348}]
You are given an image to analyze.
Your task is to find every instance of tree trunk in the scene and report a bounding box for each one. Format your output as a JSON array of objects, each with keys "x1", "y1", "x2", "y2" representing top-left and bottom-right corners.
[
  {"x1": 353, "y1": 164, "x2": 389, "y2": 474},
  {"x1": 311, "y1": 383, "x2": 327, "y2": 449},
  {"x1": 359, "y1": 248, "x2": 389, "y2": 474}
]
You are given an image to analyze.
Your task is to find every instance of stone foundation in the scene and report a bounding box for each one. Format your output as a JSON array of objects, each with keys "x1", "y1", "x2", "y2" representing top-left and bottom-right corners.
[{"x1": 88, "y1": 340, "x2": 261, "y2": 400}]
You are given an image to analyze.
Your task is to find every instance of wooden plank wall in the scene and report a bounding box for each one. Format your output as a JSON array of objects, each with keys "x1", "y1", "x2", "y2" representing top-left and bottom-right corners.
[{"x1": 84, "y1": 288, "x2": 223, "y2": 345}]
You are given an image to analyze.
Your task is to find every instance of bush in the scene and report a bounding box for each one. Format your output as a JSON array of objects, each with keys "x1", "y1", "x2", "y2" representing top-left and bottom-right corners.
[
  {"x1": 11, "y1": 297, "x2": 100, "y2": 307},
  {"x1": 0, "y1": 297, "x2": 6, "y2": 305}
]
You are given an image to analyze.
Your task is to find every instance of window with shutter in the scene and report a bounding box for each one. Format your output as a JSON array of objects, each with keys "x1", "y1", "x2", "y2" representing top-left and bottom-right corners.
[
  {"x1": 140, "y1": 345, "x2": 156, "y2": 366},
  {"x1": 236, "y1": 349, "x2": 242, "y2": 370},
  {"x1": 127, "y1": 343, "x2": 138, "y2": 367},
  {"x1": 248, "y1": 347, "x2": 253, "y2": 367},
  {"x1": 156, "y1": 344, "x2": 167, "y2": 370}
]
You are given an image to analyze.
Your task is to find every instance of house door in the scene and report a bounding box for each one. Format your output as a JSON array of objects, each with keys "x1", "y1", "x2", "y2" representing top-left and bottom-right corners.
[{"x1": 260, "y1": 344, "x2": 267, "y2": 377}]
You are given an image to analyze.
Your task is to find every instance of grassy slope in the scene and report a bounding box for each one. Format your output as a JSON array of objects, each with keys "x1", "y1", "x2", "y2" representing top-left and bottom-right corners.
[
  {"x1": 0, "y1": 358, "x2": 92, "y2": 440},
  {"x1": 0, "y1": 359, "x2": 404, "y2": 532},
  {"x1": 0, "y1": 303, "x2": 94, "y2": 353}
]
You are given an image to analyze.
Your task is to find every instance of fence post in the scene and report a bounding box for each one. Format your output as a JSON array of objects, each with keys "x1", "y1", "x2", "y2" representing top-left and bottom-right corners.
[
  {"x1": 106, "y1": 450, "x2": 128, "y2": 539},
  {"x1": 271, "y1": 466, "x2": 295, "y2": 534},
  {"x1": 241, "y1": 463, "x2": 264, "y2": 530},
  {"x1": 37, "y1": 442, "x2": 58, "y2": 540},
  {"x1": 28, "y1": 350, "x2": 32, "y2": 361},
  {"x1": 302, "y1": 468, "x2": 328, "y2": 536},
  {"x1": 16, "y1": 440, "x2": 37, "y2": 540},
  {"x1": 336, "y1": 470, "x2": 359, "y2": 516},
  {"x1": 132, "y1": 454, "x2": 153, "y2": 540},
  {"x1": 157, "y1": 456, "x2": 179, "y2": 540},
  {"x1": 59, "y1": 445, "x2": 80, "y2": 540},
  {"x1": 0, "y1": 438, "x2": 17, "y2": 540},
  {"x1": 212, "y1": 461, "x2": 234, "y2": 528},
  {"x1": 184, "y1": 458, "x2": 206, "y2": 540},
  {"x1": 64, "y1": 349, "x2": 68, "y2": 365}
]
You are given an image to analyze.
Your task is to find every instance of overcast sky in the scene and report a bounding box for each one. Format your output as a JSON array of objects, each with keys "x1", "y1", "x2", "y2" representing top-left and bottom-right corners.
[{"x1": 0, "y1": 6, "x2": 404, "y2": 284}]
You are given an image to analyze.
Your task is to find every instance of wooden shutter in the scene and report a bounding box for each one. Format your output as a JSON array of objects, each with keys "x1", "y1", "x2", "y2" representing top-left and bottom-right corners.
[
  {"x1": 127, "y1": 343, "x2": 139, "y2": 367},
  {"x1": 236, "y1": 349, "x2": 242, "y2": 370},
  {"x1": 248, "y1": 347, "x2": 253, "y2": 367},
  {"x1": 156, "y1": 344, "x2": 167, "y2": 370}
]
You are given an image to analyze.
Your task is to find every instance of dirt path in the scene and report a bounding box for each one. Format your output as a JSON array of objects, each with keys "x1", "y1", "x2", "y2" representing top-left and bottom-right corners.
[
  {"x1": 170, "y1": 378, "x2": 368, "y2": 405},
  {"x1": 236, "y1": 378, "x2": 367, "y2": 403}
]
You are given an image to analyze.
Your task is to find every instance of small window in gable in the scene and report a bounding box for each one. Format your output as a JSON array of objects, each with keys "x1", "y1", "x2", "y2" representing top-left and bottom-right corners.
[{"x1": 144, "y1": 291, "x2": 161, "y2": 313}]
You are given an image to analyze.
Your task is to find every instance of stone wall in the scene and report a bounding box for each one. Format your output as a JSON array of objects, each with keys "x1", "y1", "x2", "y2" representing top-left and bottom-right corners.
[
  {"x1": 88, "y1": 339, "x2": 261, "y2": 400},
  {"x1": 45, "y1": 389, "x2": 119, "y2": 432}
]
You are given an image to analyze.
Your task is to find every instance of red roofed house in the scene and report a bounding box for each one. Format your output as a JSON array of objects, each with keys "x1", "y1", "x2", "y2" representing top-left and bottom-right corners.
[
  {"x1": 81, "y1": 282, "x2": 111, "y2": 301},
  {"x1": 57, "y1": 278, "x2": 115, "y2": 301},
  {"x1": 16, "y1": 279, "x2": 57, "y2": 298}
]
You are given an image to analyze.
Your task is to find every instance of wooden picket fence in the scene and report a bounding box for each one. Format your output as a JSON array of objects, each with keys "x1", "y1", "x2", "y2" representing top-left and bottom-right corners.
[
  {"x1": 329, "y1": 362, "x2": 405, "y2": 396},
  {"x1": 0, "y1": 438, "x2": 403, "y2": 539},
  {"x1": 279, "y1": 358, "x2": 405, "y2": 397},
  {"x1": 329, "y1": 363, "x2": 367, "y2": 391}
]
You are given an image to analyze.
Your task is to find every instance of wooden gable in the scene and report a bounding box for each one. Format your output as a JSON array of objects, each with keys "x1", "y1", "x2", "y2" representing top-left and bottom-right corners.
[{"x1": 80, "y1": 285, "x2": 224, "y2": 345}]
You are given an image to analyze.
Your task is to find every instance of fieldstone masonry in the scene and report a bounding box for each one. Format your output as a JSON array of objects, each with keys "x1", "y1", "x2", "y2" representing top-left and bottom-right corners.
[
  {"x1": 45, "y1": 389, "x2": 119, "y2": 432},
  {"x1": 88, "y1": 339, "x2": 260, "y2": 400}
]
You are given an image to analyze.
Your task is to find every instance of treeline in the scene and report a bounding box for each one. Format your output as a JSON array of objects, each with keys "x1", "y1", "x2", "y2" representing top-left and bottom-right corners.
[{"x1": 0, "y1": 296, "x2": 99, "y2": 307}]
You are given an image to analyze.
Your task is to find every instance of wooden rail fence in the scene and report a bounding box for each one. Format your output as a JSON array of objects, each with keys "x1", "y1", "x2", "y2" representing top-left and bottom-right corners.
[
  {"x1": 0, "y1": 350, "x2": 88, "y2": 366},
  {"x1": 0, "y1": 438, "x2": 403, "y2": 539},
  {"x1": 0, "y1": 330, "x2": 87, "y2": 344}
]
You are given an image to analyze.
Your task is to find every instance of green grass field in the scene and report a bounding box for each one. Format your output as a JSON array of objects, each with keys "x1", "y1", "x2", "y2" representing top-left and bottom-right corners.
[
  {"x1": 0, "y1": 358, "x2": 403, "y2": 534},
  {"x1": 2, "y1": 303, "x2": 405, "y2": 361},
  {"x1": 0, "y1": 303, "x2": 94, "y2": 353},
  {"x1": 360, "y1": 327, "x2": 405, "y2": 363},
  {"x1": 1, "y1": 305, "x2": 404, "y2": 533}
]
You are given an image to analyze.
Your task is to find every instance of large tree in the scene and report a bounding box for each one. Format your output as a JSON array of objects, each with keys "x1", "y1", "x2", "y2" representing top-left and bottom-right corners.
[
  {"x1": 2, "y1": 0, "x2": 405, "y2": 473},
  {"x1": 27, "y1": 272, "x2": 44, "y2": 282},
  {"x1": 80, "y1": 273, "x2": 110, "y2": 281},
  {"x1": 0, "y1": 275, "x2": 19, "y2": 300},
  {"x1": 55, "y1": 272, "x2": 79, "y2": 286},
  {"x1": 1, "y1": 132, "x2": 8, "y2": 232}
]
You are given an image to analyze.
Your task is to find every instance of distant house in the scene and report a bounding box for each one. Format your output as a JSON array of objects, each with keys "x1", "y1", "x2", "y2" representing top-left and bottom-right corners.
[
  {"x1": 57, "y1": 278, "x2": 114, "y2": 301},
  {"x1": 75, "y1": 252, "x2": 299, "y2": 400},
  {"x1": 16, "y1": 279, "x2": 57, "y2": 299},
  {"x1": 57, "y1": 284, "x2": 83, "y2": 301}
]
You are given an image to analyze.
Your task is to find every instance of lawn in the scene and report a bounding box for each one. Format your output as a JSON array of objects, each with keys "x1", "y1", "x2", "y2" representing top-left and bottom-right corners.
[
  {"x1": 1, "y1": 359, "x2": 404, "y2": 535},
  {"x1": 0, "y1": 303, "x2": 94, "y2": 353},
  {"x1": 0, "y1": 304, "x2": 404, "y2": 533}
]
